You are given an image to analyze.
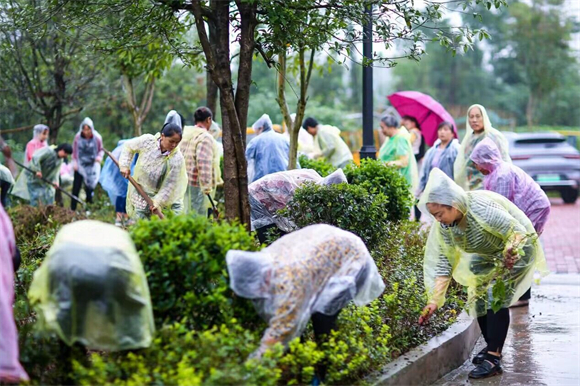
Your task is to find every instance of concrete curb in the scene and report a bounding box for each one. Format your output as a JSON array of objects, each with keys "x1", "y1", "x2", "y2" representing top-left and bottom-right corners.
[{"x1": 370, "y1": 311, "x2": 480, "y2": 386}]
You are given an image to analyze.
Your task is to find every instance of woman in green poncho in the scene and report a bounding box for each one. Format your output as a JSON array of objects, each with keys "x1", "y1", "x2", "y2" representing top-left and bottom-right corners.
[
  {"x1": 417, "y1": 168, "x2": 547, "y2": 379},
  {"x1": 26, "y1": 144, "x2": 72, "y2": 207},
  {"x1": 378, "y1": 115, "x2": 418, "y2": 193}
]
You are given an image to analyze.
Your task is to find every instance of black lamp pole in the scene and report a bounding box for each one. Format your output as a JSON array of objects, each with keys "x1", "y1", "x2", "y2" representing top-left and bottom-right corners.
[{"x1": 359, "y1": 3, "x2": 376, "y2": 160}]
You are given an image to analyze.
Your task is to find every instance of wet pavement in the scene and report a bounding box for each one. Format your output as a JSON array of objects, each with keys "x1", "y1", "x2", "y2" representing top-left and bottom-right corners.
[
  {"x1": 433, "y1": 274, "x2": 580, "y2": 386},
  {"x1": 541, "y1": 198, "x2": 580, "y2": 274}
]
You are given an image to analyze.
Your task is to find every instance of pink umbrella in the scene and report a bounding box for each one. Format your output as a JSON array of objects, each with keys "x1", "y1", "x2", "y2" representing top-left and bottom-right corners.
[{"x1": 387, "y1": 91, "x2": 457, "y2": 146}]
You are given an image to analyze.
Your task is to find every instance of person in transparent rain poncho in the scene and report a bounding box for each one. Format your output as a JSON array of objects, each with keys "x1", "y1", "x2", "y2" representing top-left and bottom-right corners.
[
  {"x1": 28, "y1": 220, "x2": 155, "y2": 351},
  {"x1": 246, "y1": 114, "x2": 290, "y2": 183},
  {"x1": 226, "y1": 224, "x2": 385, "y2": 382},
  {"x1": 26, "y1": 144, "x2": 73, "y2": 207},
  {"x1": 11, "y1": 124, "x2": 50, "y2": 201},
  {"x1": 71, "y1": 117, "x2": 104, "y2": 210},
  {"x1": 417, "y1": 169, "x2": 547, "y2": 380},
  {"x1": 0, "y1": 163, "x2": 14, "y2": 207},
  {"x1": 454, "y1": 104, "x2": 511, "y2": 191},
  {"x1": 119, "y1": 112, "x2": 187, "y2": 220},
  {"x1": 249, "y1": 168, "x2": 347, "y2": 243},
  {"x1": 302, "y1": 117, "x2": 353, "y2": 169},
  {"x1": 0, "y1": 203, "x2": 29, "y2": 383},
  {"x1": 471, "y1": 137, "x2": 551, "y2": 307}
]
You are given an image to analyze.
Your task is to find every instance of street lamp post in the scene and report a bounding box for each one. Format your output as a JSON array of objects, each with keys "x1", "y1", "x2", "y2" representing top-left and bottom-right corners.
[{"x1": 359, "y1": 4, "x2": 376, "y2": 160}]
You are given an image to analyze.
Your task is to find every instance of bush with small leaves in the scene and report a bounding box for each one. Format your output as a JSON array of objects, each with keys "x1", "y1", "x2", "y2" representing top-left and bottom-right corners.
[{"x1": 298, "y1": 154, "x2": 336, "y2": 177}]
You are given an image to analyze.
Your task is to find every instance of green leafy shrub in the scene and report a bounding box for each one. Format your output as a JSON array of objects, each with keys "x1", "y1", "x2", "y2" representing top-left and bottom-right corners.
[
  {"x1": 345, "y1": 159, "x2": 413, "y2": 222},
  {"x1": 130, "y1": 215, "x2": 262, "y2": 329},
  {"x1": 298, "y1": 154, "x2": 336, "y2": 177},
  {"x1": 9, "y1": 204, "x2": 85, "y2": 241},
  {"x1": 280, "y1": 183, "x2": 390, "y2": 249}
]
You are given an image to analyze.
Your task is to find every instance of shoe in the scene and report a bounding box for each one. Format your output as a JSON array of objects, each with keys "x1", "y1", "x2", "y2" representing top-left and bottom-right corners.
[
  {"x1": 468, "y1": 354, "x2": 502, "y2": 379},
  {"x1": 115, "y1": 220, "x2": 123, "y2": 227},
  {"x1": 472, "y1": 346, "x2": 488, "y2": 365},
  {"x1": 509, "y1": 299, "x2": 529, "y2": 308}
]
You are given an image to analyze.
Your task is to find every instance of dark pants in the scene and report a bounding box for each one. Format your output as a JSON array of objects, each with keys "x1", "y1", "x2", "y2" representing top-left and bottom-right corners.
[
  {"x1": 414, "y1": 205, "x2": 422, "y2": 222},
  {"x1": 71, "y1": 171, "x2": 93, "y2": 210},
  {"x1": 519, "y1": 288, "x2": 531, "y2": 301},
  {"x1": 477, "y1": 308, "x2": 510, "y2": 353},
  {"x1": 0, "y1": 180, "x2": 10, "y2": 207},
  {"x1": 311, "y1": 311, "x2": 341, "y2": 381}
]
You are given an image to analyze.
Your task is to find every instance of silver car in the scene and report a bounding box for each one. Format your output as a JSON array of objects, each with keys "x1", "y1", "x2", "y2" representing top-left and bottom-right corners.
[{"x1": 503, "y1": 132, "x2": 580, "y2": 204}]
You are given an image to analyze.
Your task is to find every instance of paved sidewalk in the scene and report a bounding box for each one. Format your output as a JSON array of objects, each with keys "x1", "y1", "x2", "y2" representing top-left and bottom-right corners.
[
  {"x1": 433, "y1": 274, "x2": 580, "y2": 385},
  {"x1": 541, "y1": 199, "x2": 580, "y2": 274}
]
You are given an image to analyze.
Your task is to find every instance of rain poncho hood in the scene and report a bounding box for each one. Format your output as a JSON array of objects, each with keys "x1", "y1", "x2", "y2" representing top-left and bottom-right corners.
[
  {"x1": 378, "y1": 128, "x2": 419, "y2": 192},
  {"x1": 419, "y1": 169, "x2": 548, "y2": 316},
  {"x1": 0, "y1": 204, "x2": 29, "y2": 382},
  {"x1": 119, "y1": 133, "x2": 187, "y2": 217},
  {"x1": 164, "y1": 110, "x2": 183, "y2": 129},
  {"x1": 226, "y1": 224, "x2": 385, "y2": 353},
  {"x1": 28, "y1": 220, "x2": 155, "y2": 351},
  {"x1": 249, "y1": 169, "x2": 347, "y2": 231},
  {"x1": 246, "y1": 114, "x2": 290, "y2": 183},
  {"x1": 454, "y1": 104, "x2": 511, "y2": 190},
  {"x1": 313, "y1": 125, "x2": 353, "y2": 168},
  {"x1": 72, "y1": 117, "x2": 104, "y2": 190},
  {"x1": 471, "y1": 138, "x2": 551, "y2": 232}
]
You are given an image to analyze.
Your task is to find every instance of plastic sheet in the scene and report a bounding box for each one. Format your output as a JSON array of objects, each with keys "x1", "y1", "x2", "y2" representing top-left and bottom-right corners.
[
  {"x1": 0, "y1": 204, "x2": 29, "y2": 382},
  {"x1": 226, "y1": 224, "x2": 385, "y2": 354},
  {"x1": 119, "y1": 133, "x2": 187, "y2": 218},
  {"x1": 11, "y1": 125, "x2": 49, "y2": 201},
  {"x1": 72, "y1": 117, "x2": 104, "y2": 190},
  {"x1": 378, "y1": 128, "x2": 419, "y2": 192},
  {"x1": 25, "y1": 146, "x2": 62, "y2": 206},
  {"x1": 313, "y1": 125, "x2": 353, "y2": 168},
  {"x1": 0, "y1": 164, "x2": 14, "y2": 185},
  {"x1": 471, "y1": 138, "x2": 551, "y2": 233},
  {"x1": 418, "y1": 139, "x2": 459, "y2": 194},
  {"x1": 418, "y1": 169, "x2": 548, "y2": 316},
  {"x1": 454, "y1": 104, "x2": 511, "y2": 190},
  {"x1": 28, "y1": 220, "x2": 155, "y2": 351},
  {"x1": 248, "y1": 169, "x2": 347, "y2": 231},
  {"x1": 246, "y1": 114, "x2": 290, "y2": 183}
]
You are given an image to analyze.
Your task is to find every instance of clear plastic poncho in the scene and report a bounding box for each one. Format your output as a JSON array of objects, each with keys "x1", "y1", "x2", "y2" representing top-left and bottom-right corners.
[
  {"x1": 378, "y1": 128, "x2": 419, "y2": 192},
  {"x1": 282, "y1": 113, "x2": 315, "y2": 156},
  {"x1": 28, "y1": 220, "x2": 155, "y2": 351},
  {"x1": 99, "y1": 140, "x2": 138, "y2": 207},
  {"x1": 314, "y1": 125, "x2": 353, "y2": 168},
  {"x1": 248, "y1": 169, "x2": 347, "y2": 231},
  {"x1": 11, "y1": 124, "x2": 50, "y2": 201},
  {"x1": 246, "y1": 114, "x2": 290, "y2": 183},
  {"x1": 454, "y1": 104, "x2": 511, "y2": 191},
  {"x1": 226, "y1": 224, "x2": 385, "y2": 354},
  {"x1": 119, "y1": 133, "x2": 188, "y2": 218},
  {"x1": 419, "y1": 169, "x2": 548, "y2": 316},
  {"x1": 0, "y1": 164, "x2": 14, "y2": 185},
  {"x1": 470, "y1": 137, "x2": 551, "y2": 233},
  {"x1": 0, "y1": 204, "x2": 29, "y2": 382},
  {"x1": 72, "y1": 117, "x2": 104, "y2": 190}
]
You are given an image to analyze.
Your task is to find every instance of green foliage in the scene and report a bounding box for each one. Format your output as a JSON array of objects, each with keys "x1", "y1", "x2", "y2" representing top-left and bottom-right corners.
[
  {"x1": 129, "y1": 215, "x2": 261, "y2": 329},
  {"x1": 345, "y1": 159, "x2": 413, "y2": 222},
  {"x1": 298, "y1": 155, "x2": 336, "y2": 177},
  {"x1": 280, "y1": 182, "x2": 390, "y2": 249}
]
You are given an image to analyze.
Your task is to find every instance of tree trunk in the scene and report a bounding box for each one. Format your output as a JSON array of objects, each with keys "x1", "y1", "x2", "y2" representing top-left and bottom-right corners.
[
  {"x1": 206, "y1": 21, "x2": 219, "y2": 114},
  {"x1": 122, "y1": 74, "x2": 155, "y2": 137}
]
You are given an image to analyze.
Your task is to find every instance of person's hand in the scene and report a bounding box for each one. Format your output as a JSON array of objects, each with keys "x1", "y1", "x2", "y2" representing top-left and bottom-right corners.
[
  {"x1": 120, "y1": 168, "x2": 130, "y2": 179},
  {"x1": 36, "y1": 171, "x2": 43, "y2": 178},
  {"x1": 504, "y1": 246, "x2": 519, "y2": 270},
  {"x1": 419, "y1": 303, "x2": 437, "y2": 325},
  {"x1": 73, "y1": 164, "x2": 79, "y2": 171},
  {"x1": 1, "y1": 145, "x2": 12, "y2": 159}
]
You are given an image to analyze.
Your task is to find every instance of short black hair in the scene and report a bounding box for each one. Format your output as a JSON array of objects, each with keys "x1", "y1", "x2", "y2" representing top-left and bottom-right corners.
[
  {"x1": 56, "y1": 143, "x2": 73, "y2": 154},
  {"x1": 401, "y1": 115, "x2": 420, "y2": 130},
  {"x1": 194, "y1": 107, "x2": 213, "y2": 123},
  {"x1": 437, "y1": 121, "x2": 453, "y2": 131},
  {"x1": 161, "y1": 123, "x2": 183, "y2": 139},
  {"x1": 302, "y1": 117, "x2": 318, "y2": 130}
]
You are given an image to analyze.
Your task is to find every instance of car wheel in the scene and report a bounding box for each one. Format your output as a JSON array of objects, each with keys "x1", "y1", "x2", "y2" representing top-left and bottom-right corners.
[{"x1": 561, "y1": 188, "x2": 578, "y2": 204}]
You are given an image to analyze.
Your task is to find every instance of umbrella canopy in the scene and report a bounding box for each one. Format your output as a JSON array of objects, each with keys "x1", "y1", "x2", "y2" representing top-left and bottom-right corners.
[{"x1": 387, "y1": 91, "x2": 457, "y2": 146}]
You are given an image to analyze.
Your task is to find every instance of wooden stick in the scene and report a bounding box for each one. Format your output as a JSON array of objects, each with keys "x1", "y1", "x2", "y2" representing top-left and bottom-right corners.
[{"x1": 103, "y1": 149, "x2": 164, "y2": 219}]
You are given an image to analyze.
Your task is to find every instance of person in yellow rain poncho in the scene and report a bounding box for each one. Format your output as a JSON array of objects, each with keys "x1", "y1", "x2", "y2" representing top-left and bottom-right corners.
[
  {"x1": 181, "y1": 107, "x2": 222, "y2": 217},
  {"x1": 302, "y1": 117, "x2": 353, "y2": 169},
  {"x1": 454, "y1": 104, "x2": 511, "y2": 191},
  {"x1": 417, "y1": 169, "x2": 547, "y2": 380},
  {"x1": 378, "y1": 115, "x2": 419, "y2": 193},
  {"x1": 119, "y1": 113, "x2": 187, "y2": 220},
  {"x1": 28, "y1": 220, "x2": 155, "y2": 351}
]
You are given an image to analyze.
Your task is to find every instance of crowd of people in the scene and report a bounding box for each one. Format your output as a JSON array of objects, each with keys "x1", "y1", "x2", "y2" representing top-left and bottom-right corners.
[{"x1": 0, "y1": 102, "x2": 551, "y2": 383}]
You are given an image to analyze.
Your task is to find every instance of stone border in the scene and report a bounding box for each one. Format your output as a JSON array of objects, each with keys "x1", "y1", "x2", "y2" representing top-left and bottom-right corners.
[{"x1": 369, "y1": 311, "x2": 480, "y2": 386}]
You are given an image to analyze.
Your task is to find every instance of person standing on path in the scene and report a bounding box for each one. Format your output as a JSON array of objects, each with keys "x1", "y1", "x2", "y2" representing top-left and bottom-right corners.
[
  {"x1": 418, "y1": 169, "x2": 547, "y2": 379},
  {"x1": 0, "y1": 164, "x2": 14, "y2": 207},
  {"x1": 26, "y1": 144, "x2": 72, "y2": 207},
  {"x1": 302, "y1": 117, "x2": 353, "y2": 169},
  {"x1": 181, "y1": 107, "x2": 221, "y2": 217},
  {"x1": 470, "y1": 137, "x2": 551, "y2": 307},
  {"x1": 11, "y1": 124, "x2": 50, "y2": 202},
  {"x1": 71, "y1": 117, "x2": 104, "y2": 210},
  {"x1": 246, "y1": 114, "x2": 291, "y2": 183},
  {"x1": 454, "y1": 104, "x2": 511, "y2": 191}
]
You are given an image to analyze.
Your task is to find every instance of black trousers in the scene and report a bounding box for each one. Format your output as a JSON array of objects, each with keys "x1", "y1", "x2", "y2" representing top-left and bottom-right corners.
[
  {"x1": 477, "y1": 308, "x2": 510, "y2": 353},
  {"x1": 519, "y1": 287, "x2": 531, "y2": 301},
  {"x1": 71, "y1": 171, "x2": 93, "y2": 210},
  {"x1": 414, "y1": 205, "x2": 422, "y2": 222},
  {"x1": 310, "y1": 311, "x2": 340, "y2": 381},
  {"x1": 0, "y1": 180, "x2": 10, "y2": 207}
]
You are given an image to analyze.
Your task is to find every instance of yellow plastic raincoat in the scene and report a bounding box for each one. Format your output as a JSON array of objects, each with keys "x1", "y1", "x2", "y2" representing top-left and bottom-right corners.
[
  {"x1": 378, "y1": 127, "x2": 419, "y2": 192},
  {"x1": 313, "y1": 125, "x2": 353, "y2": 168},
  {"x1": 119, "y1": 133, "x2": 187, "y2": 219},
  {"x1": 28, "y1": 220, "x2": 155, "y2": 351},
  {"x1": 454, "y1": 104, "x2": 511, "y2": 190},
  {"x1": 419, "y1": 169, "x2": 547, "y2": 316}
]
